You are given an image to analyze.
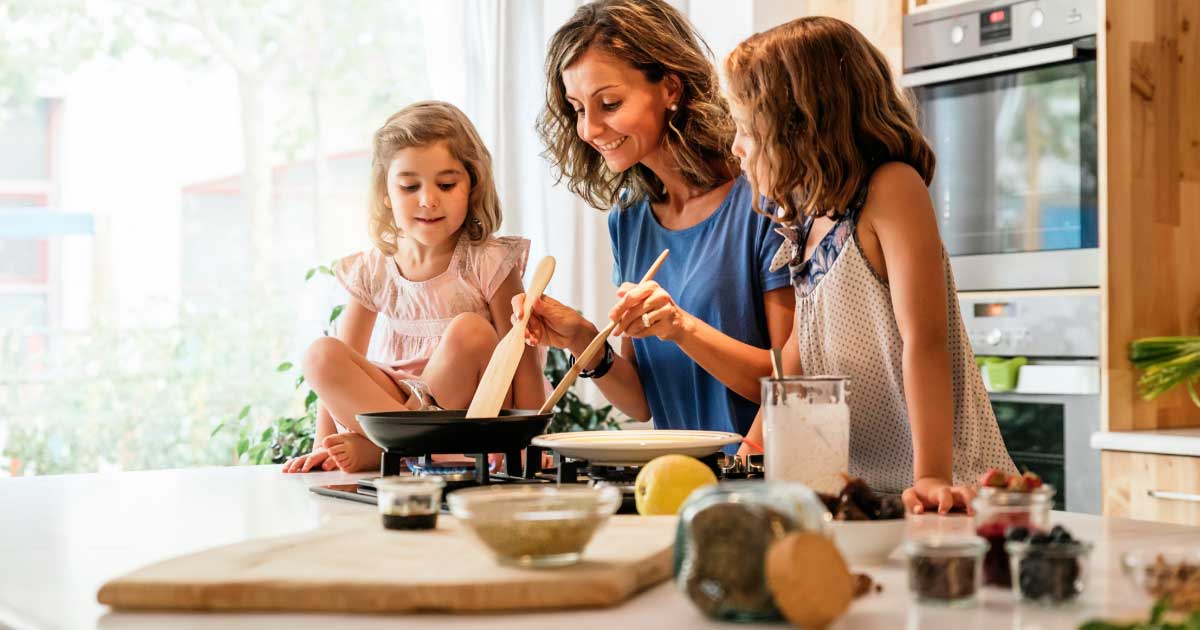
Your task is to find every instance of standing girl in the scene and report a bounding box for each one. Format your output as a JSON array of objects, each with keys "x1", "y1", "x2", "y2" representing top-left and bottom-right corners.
[
  {"x1": 725, "y1": 17, "x2": 1016, "y2": 512},
  {"x1": 283, "y1": 101, "x2": 545, "y2": 473}
]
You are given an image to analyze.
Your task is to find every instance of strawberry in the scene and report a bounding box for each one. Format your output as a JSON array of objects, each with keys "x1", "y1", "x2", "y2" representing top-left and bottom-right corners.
[
  {"x1": 1006, "y1": 474, "x2": 1028, "y2": 492},
  {"x1": 979, "y1": 468, "x2": 1007, "y2": 488},
  {"x1": 1021, "y1": 470, "x2": 1043, "y2": 490}
]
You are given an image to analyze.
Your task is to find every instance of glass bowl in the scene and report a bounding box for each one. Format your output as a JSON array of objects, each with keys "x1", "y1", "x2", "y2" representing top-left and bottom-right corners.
[
  {"x1": 447, "y1": 485, "x2": 621, "y2": 568},
  {"x1": 1007, "y1": 540, "x2": 1093, "y2": 605},
  {"x1": 1121, "y1": 547, "x2": 1200, "y2": 611}
]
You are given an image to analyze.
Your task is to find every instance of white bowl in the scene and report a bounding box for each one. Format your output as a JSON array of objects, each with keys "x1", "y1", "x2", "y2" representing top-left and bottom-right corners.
[{"x1": 830, "y1": 518, "x2": 906, "y2": 565}]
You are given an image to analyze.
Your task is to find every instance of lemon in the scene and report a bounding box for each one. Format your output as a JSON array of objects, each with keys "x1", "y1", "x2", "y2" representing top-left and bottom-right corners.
[{"x1": 634, "y1": 454, "x2": 718, "y2": 516}]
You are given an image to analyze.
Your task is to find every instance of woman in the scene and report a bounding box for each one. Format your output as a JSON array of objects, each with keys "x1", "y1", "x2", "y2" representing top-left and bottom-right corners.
[{"x1": 516, "y1": 0, "x2": 793, "y2": 448}]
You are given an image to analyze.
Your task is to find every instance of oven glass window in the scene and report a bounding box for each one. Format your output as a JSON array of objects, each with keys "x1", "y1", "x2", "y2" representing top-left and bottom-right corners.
[
  {"x1": 916, "y1": 60, "x2": 1097, "y2": 257},
  {"x1": 991, "y1": 400, "x2": 1065, "y2": 510}
]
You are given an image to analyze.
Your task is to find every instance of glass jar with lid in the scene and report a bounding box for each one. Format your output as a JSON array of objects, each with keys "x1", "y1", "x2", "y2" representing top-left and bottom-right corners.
[{"x1": 673, "y1": 480, "x2": 832, "y2": 622}]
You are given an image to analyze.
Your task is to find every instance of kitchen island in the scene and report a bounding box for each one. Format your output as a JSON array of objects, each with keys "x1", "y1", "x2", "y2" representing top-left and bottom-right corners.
[{"x1": 1, "y1": 465, "x2": 1196, "y2": 629}]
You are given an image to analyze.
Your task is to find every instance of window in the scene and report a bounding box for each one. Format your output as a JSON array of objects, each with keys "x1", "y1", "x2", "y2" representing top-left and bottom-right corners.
[{"x1": 1, "y1": 3, "x2": 431, "y2": 475}]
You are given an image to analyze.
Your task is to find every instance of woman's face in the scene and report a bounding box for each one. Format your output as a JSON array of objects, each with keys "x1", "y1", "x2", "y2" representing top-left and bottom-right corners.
[{"x1": 561, "y1": 48, "x2": 679, "y2": 173}]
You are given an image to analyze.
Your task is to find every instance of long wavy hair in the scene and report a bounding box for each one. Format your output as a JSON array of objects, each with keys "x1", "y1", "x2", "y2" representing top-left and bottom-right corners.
[
  {"x1": 368, "y1": 101, "x2": 501, "y2": 255},
  {"x1": 724, "y1": 16, "x2": 935, "y2": 223},
  {"x1": 538, "y1": 0, "x2": 736, "y2": 211}
]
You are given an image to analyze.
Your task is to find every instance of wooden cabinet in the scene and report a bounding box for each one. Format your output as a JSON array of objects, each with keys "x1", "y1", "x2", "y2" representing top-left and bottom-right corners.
[{"x1": 1102, "y1": 450, "x2": 1200, "y2": 525}]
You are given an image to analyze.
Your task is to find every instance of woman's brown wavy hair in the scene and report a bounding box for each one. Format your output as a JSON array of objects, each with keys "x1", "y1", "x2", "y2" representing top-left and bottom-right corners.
[
  {"x1": 368, "y1": 101, "x2": 501, "y2": 256},
  {"x1": 538, "y1": 0, "x2": 736, "y2": 211},
  {"x1": 724, "y1": 16, "x2": 935, "y2": 223}
]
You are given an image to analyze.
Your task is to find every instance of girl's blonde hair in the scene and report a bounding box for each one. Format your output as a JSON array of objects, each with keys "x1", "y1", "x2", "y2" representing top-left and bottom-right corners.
[
  {"x1": 369, "y1": 101, "x2": 501, "y2": 254},
  {"x1": 724, "y1": 16, "x2": 935, "y2": 223},
  {"x1": 538, "y1": 0, "x2": 736, "y2": 211}
]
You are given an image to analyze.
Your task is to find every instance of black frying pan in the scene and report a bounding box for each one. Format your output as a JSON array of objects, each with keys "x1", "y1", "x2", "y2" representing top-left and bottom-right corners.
[{"x1": 356, "y1": 409, "x2": 552, "y2": 456}]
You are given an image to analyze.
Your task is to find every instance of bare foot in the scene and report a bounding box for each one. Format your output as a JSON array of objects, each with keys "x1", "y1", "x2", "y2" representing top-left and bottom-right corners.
[{"x1": 322, "y1": 433, "x2": 382, "y2": 473}]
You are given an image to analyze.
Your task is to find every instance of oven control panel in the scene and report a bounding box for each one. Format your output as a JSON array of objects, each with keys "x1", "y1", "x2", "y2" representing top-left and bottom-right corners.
[
  {"x1": 959, "y1": 292, "x2": 1099, "y2": 358},
  {"x1": 904, "y1": 0, "x2": 1096, "y2": 72}
]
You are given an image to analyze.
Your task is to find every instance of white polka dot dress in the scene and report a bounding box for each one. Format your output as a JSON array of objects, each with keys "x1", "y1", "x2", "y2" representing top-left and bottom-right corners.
[{"x1": 788, "y1": 227, "x2": 1017, "y2": 493}]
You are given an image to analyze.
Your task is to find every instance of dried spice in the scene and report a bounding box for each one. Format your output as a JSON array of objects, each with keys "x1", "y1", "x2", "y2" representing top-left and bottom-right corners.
[
  {"x1": 470, "y1": 515, "x2": 602, "y2": 559},
  {"x1": 681, "y1": 502, "x2": 795, "y2": 618},
  {"x1": 852, "y1": 573, "x2": 882, "y2": 598},
  {"x1": 1142, "y1": 556, "x2": 1200, "y2": 611}
]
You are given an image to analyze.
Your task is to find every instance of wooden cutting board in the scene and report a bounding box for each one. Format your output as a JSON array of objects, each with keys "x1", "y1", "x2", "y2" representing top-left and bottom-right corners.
[{"x1": 97, "y1": 513, "x2": 678, "y2": 614}]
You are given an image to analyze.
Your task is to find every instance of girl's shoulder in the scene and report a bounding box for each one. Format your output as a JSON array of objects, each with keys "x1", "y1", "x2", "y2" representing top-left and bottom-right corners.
[
  {"x1": 459, "y1": 235, "x2": 531, "y2": 300},
  {"x1": 333, "y1": 248, "x2": 391, "y2": 310}
]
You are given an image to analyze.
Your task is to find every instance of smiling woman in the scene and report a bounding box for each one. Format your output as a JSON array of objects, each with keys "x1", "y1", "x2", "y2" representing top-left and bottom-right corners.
[{"x1": 517, "y1": 0, "x2": 795, "y2": 452}]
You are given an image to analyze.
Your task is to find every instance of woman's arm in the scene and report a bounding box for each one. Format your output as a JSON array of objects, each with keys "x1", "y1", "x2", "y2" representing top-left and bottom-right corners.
[
  {"x1": 736, "y1": 318, "x2": 803, "y2": 458},
  {"x1": 518, "y1": 293, "x2": 653, "y2": 421},
  {"x1": 489, "y1": 269, "x2": 547, "y2": 410},
  {"x1": 610, "y1": 283, "x2": 795, "y2": 402},
  {"x1": 865, "y1": 162, "x2": 971, "y2": 513}
]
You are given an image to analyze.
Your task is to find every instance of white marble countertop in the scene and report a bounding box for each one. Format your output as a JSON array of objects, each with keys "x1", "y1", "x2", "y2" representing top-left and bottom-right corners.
[
  {"x1": 2, "y1": 465, "x2": 1198, "y2": 630},
  {"x1": 1091, "y1": 427, "x2": 1200, "y2": 457}
]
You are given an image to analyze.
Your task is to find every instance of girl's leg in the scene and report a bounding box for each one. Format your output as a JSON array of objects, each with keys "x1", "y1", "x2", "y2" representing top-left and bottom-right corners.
[
  {"x1": 422, "y1": 312, "x2": 503, "y2": 410},
  {"x1": 302, "y1": 336, "x2": 409, "y2": 472}
]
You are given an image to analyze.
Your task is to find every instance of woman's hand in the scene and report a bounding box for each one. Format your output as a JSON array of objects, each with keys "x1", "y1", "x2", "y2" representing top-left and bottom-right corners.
[
  {"x1": 901, "y1": 476, "x2": 976, "y2": 514},
  {"x1": 610, "y1": 280, "x2": 694, "y2": 342},
  {"x1": 513, "y1": 293, "x2": 593, "y2": 350},
  {"x1": 281, "y1": 448, "x2": 338, "y2": 473}
]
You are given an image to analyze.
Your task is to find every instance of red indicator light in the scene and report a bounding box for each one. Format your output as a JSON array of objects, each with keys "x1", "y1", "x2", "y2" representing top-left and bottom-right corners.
[{"x1": 989, "y1": 10, "x2": 1006, "y2": 23}]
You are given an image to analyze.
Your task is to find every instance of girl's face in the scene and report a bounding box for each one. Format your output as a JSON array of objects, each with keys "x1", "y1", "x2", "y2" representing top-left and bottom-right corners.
[
  {"x1": 561, "y1": 48, "x2": 679, "y2": 173},
  {"x1": 385, "y1": 141, "x2": 471, "y2": 249},
  {"x1": 729, "y1": 100, "x2": 770, "y2": 195}
]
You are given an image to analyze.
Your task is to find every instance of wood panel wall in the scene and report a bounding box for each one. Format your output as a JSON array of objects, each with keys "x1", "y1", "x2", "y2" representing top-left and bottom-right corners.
[{"x1": 1101, "y1": 0, "x2": 1200, "y2": 430}]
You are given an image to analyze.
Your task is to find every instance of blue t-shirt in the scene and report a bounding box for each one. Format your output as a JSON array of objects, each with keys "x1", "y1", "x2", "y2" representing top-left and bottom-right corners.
[{"x1": 608, "y1": 175, "x2": 791, "y2": 449}]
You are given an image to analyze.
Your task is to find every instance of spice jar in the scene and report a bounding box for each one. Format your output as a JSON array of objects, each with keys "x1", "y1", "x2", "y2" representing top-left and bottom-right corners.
[
  {"x1": 972, "y1": 485, "x2": 1054, "y2": 587},
  {"x1": 904, "y1": 536, "x2": 987, "y2": 606},
  {"x1": 674, "y1": 480, "x2": 831, "y2": 622},
  {"x1": 375, "y1": 476, "x2": 445, "y2": 530},
  {"x1": 761, "y1": 376, "x2": 850, "y2": 494}
]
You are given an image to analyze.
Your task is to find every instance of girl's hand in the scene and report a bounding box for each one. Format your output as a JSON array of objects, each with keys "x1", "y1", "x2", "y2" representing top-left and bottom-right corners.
[
  {"x1": 282, "y1": 448, "x2": 338, "y2": 474},
  {"x1": 902, "y1": 477, "x2": 976, "y2": 515},
  {"x1": 610, "y1": 280, "x2": 694, "y2": 342},
  {"x1": 512, "y1": 293, "x2": 590, "y2": 349}
]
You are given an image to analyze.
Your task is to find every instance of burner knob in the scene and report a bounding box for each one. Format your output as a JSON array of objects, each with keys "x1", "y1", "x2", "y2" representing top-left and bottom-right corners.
[
  {"x1": 984, "y1": 328, "x2": 1005, "y2": 346},
  {"x1": 950, "y1": 24, "x2": 965, "y2": 45}
]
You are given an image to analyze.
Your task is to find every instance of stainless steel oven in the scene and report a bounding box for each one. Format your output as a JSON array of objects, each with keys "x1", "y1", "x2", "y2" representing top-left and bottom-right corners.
[
  {"x1": 903, "y1": 0, "x2": 1099, "y2": 291},
  {"x1": 960, "y1": 290, "x2": 1101, "y2": 513}
]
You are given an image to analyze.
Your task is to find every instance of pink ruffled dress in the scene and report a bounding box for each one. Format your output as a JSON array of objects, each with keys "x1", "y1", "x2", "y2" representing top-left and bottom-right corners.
[{"x1": 333, "y1": 235, "x2": 530, "y2": 396}]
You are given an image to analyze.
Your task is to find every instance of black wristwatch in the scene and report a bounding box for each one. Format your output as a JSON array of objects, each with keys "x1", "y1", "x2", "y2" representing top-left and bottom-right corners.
[{"x1": 570, "y1": 340, "x2": 615, "y2": 379}]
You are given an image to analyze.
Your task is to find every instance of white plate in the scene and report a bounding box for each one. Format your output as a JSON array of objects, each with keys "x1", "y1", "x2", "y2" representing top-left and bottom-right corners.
[{"x1": 532, "y1": 430, "x2": 742, "y2": 466}]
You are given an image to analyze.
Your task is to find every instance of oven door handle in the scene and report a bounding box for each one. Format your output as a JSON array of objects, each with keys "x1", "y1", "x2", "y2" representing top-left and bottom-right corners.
[
  {"x1": 901, "y1": 42, "x2": 1084, "y2": 88},
  {"x1": 1146, "y1": 489, "x2": 1200, "y2": 504}
]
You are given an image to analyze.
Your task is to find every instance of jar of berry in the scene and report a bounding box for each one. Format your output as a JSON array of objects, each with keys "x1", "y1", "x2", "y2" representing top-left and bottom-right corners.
[{"x1": 971, "y1": 469, "x2": 1054, "y2": 587}]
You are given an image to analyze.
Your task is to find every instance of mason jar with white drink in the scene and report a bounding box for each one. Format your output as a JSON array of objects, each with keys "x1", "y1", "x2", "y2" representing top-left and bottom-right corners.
[{"x1": 761, "y1": 376, "x2": 850, "y2": 494}]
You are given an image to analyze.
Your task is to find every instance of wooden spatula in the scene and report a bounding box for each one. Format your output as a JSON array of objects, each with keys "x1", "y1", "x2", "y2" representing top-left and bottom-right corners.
[
  {"x1": 466, "y1": 256, "x2": 556, "y2": 418},
  {"x1": 538, "y1": 249, "x2": 669, "y2": 415}
]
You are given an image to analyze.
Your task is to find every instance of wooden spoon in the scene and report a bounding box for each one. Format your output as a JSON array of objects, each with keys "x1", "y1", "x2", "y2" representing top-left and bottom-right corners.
[
  {"x1": 538, "y1": 249, "x2": 669, "y2": 415},
  {"x1": 466, "y1": 256, "x2": 556, "y2": 418}
]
